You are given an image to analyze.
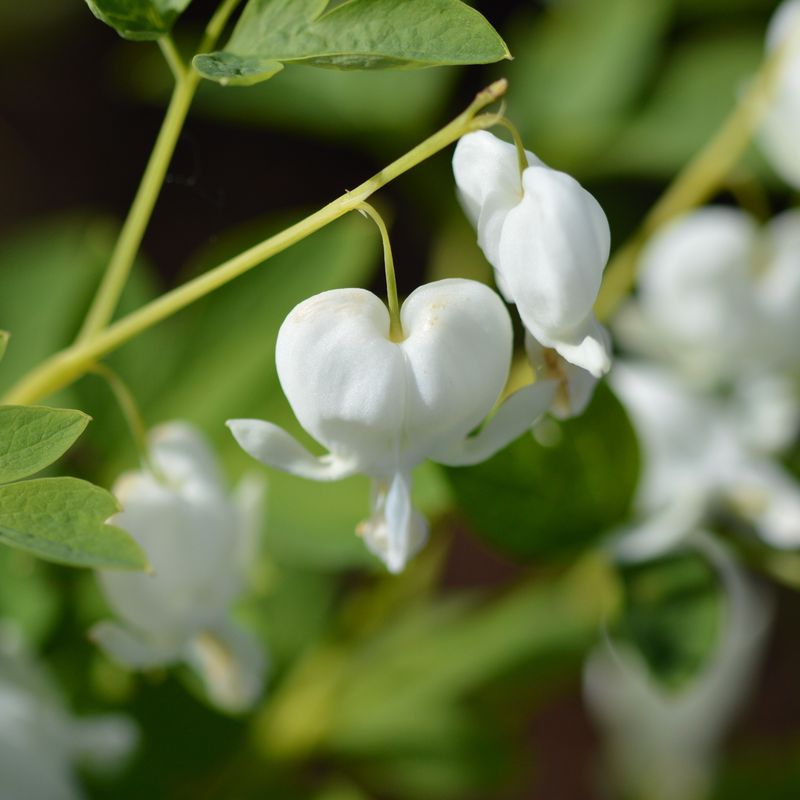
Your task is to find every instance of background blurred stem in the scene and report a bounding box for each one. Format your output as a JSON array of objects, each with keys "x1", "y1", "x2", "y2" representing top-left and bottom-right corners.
[
  {"x1": 76, "y1": 0, "x2": 241, "y2": 342},
  {"x1": 1, "y1": 81, "x2": 508, "y2": 406},
  {"x1": 594, "y1": 28, "x2": 794, "y2": 322}
]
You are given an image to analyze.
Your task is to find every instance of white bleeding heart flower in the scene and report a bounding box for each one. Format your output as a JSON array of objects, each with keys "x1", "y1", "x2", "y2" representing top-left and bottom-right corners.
[
  {"x1": 452, "y1": 130, "x2": 612, "y2": 377},
  {"x1": 228, "y1": 278, "x2": 555, "y2": 574},
  {"x1": 611, "y1": 361, "x2": 800, "y2": 556},
  {"x1": 525, "y1": 330, "x2": 606, "y2": 419},
  {"x1": 615, "y1": 207, "x2": 800, "y2": 384},
  {"x1": 584, "y1": 534, "x2": 771, "y2": 800},
  {"x1": 0, "y1": 624, "x2": 136, "y2": 800},
  {"x1": 92, "y1": 422, "x2": 266, "y2": 713},
  {"x1": 759, "y1": 0, "x2": 800, "y2": 189}
]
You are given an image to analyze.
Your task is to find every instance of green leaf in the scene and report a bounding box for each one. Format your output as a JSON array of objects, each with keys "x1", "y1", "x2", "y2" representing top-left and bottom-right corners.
[
  {"x1": 445, "y1": 383, "x2": 639, "y2": 560},
  {"x1": 0, "y1": 477, "x2": 147, "y2": 570},
  {"x1": 0, "y1": 331, "x2": 7, "y2": 362},
  {"x1": 195, "y1": 0, "x2": 509, "y2": 86},
  {"x1": 614, "y1": 550, "x2": 725, "y2": 691},
  {"x1": 84, "y1": 0, "x2": 192, "y2": 41},
  {"x1": 0, "y1": 406, "x2": 90, "y2": 484}
]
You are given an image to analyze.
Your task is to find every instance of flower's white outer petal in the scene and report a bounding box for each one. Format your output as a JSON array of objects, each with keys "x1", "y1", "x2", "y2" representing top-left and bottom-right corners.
[
  {"x1": 186, "y1": 622, "x2": 266, "y2": 713},
  {"x1": 70, "y1": 716, "x2": 138, "y2": 773},
  {"x1": 276, "y1": 288, "x2": 405, "y2": 473},
  {"x1": 525, "y1": 332, "x2": 602, "y2": 419},
  {"x1": 100, "y1": 471, "x2": 238, "y2": 639},
  {"x1": 149, "y1": 421, "x2": 226, "y2": 497},
  {"x1": 431, "y1": 380, "x2": 556, "y2": 466},
  {"x1": 90, "y1": 621, "x2": 183, "y2": 668},
  {"x1": 497, "y1": 165, "x2": 611, "y2": 375},
  {"x1": 452, "y1": 131, "x2": 542, "y2": 255},
  {"x1": 398, "y1": 279, "x2": 513, "y2": 466},
  {"x1": 635, "y1": 207, "x2": 758, "y2": 380},
  {"x1": 759, "y1": 0, "x2": 800, "y2": 189},
  {"x1": 359, "y1": 473, "x2": 428, "y2": 573},
  {"x1": 226, "y1": 419, "x2": 358, "y2": 481},
  {"x1": 584, "y1": 533, "x2": 771, "y2": 800},
  {"x1": 728, "y1": 373, "x2": 800, "y2": 454}
]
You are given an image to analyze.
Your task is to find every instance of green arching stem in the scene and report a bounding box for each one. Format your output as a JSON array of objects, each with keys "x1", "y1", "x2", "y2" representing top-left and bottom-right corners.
[
  {"x1": 158, "y1": 36, "x2": 187, "y2": 82},
  {"x1": 1, "y1": 80, "x2": 509, "y2": 406},
  {"x1": 495, "y1": 115, "x2": 528, "y2": 181},
  {"x1": 594, "y1": 21, "x2": 799, "y2": 322},
  {"x1": 88, "y1": 363, "x2": 159, "y2": 476},
  {"x1": 76, "y1": 0, "x2": 242, "y2": 343},
  {"x1": 358, "y1": 202, "x2": 403, "y2": 341}
]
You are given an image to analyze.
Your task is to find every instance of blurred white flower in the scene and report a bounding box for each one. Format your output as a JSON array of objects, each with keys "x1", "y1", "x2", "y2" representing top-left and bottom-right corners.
[
  {"x1": 453, "y1": 130, "x2": 612, "y2": 377},
  {"x1": 228, "y1": 278, "x2": 555, "y2": 573},
  {"x1": 0, "y1": 623, "x2": 135, "y2": 800},
  {"x1": 585, "y1": 534, "x2": 771, "y2": 800},
  {"x1": 92, "y1": 422, "x2": 266, "y2": 713},
  {"x1": 615, "y1": 206, "x2": 800, "y2": 386},
  {"x1": 759, "y1": 0, "x2": 800, "y2": 189},
  {"x1": 611, "y1": 361, "x2": 800, "y2": 555}
]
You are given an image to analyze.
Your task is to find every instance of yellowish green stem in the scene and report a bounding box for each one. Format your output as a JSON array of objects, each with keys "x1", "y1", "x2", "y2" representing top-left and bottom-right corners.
[
  {"x1": 594, "y1": 28, "x2": 795, "y2": 322},
  {"x1": 495, "y1": 115, "x2": 528, "y2": 180},
  {"x1": 89, "y1": 363, "x2": 155, "y2": 472},
  {"x1": 76, "y1": 0, "x2": 241, "y2": 342},
  {"x1": 2, "y1": 80, "x2": 508, "y2": 406},
  {"x1": 358, "y1": 202, "x2": 403, "y2": 340}
]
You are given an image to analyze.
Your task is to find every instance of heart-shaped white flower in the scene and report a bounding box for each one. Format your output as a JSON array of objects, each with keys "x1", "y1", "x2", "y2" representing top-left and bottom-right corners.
[
  {"x1": 92, "y1": 422, "x2": 266, "y2": 713},
  {"x1": 228, "y1": 278, "x2": 555, "y2": 573},
  {"x1": 453, "y1": 130, "x2": 612, "y2": 377}
]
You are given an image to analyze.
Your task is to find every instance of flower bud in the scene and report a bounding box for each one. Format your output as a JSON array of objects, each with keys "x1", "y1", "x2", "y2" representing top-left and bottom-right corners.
[{"x1": 453, "y1": 130, "x2": 611, "y2": 377}]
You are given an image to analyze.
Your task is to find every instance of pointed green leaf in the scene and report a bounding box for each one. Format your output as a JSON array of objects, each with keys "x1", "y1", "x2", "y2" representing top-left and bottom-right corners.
[
  {"x1": 0, "y1": 406, "x2": 90, "y2": 484},
  {"x1": 0, "y1": 331, "x2": 7, "y2": 362},
  {"x1": 84, "y1": 0, "x2": 192, "y2": 41},
  {"x1": 0, "y1": 477, "x2": 147, "y2": 570},
  {"x1": 195, "y1": 0, "x2": 509, "y2": 86},
  {"x1": 614, "y1": 551, "x2": 725, "y2": 691}
]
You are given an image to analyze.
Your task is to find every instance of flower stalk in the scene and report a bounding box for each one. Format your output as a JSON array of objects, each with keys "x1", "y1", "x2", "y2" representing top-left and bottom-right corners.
[{"x1": 2, "y1": 80, "x2": 508, "y2": 406}]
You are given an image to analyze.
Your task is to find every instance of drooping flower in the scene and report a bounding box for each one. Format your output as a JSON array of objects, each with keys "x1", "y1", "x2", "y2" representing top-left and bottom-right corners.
[
  {"x1": 0, "y1": 623, "x2": 136, "y2": 800},
  {"x1": 452, "y1": 130, "x2": 612, "y2": 377},
  {"x1": 615, "y1": 207, "x2": 800, "y2": 385},
  {"x1": 611, "y1": 361, "x2": 800, "y2": 555},
  {"x1": 759, "y1": 0, "x2": 800, "y2": 189},
  {"x1": 584, "y1": 534, "x2": 771, "y2": 800},
  {"x1": 228, "y1": 278, "x2": 555, "y2": 573},
  {"x1": 92, "y1": 422, "x2": 266, "y2": 713}
]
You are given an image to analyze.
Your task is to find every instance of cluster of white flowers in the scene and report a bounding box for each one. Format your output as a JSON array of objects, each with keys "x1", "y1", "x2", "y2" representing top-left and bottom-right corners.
[
  {"x1": 0, "y1": 623, "x2": 135, "y2": 800},
  {"x1": 583, "y1": 4, "x2": 800, "y2": 792},
  {"x1": 228, "y1": 130, "x2": 612, "y2": 573},
  {"x1": 92, "y1": 423, "x2": 266, "y2": 713}
]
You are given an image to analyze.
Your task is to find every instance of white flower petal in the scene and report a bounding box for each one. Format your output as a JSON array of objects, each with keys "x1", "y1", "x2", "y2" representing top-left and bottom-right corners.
[
  {"x1": 89, "y1": 621, "x2": 182, "y2": 669},
  {"x1": 398, "y1": 279, "x2": 514, "y2": 466},
  {"x1": 226, "y1": 419, "x2": 358, "y2": 481},
  {"x1": 431, "y1": 380, "x2": 556, "y2": 466},
  {"x1": 497, "y1": 165, "x2": 610, "y2": 371},
  {"x1": 359, "y1": 473, "x2": 428, "y2": 573},
  {"x1": 186, "y1": 622, "x2": 266, "y2": 714}
]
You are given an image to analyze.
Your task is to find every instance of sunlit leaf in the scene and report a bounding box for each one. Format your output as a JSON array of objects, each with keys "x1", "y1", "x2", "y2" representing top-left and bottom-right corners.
[
  {"x1": 84, "y1": 0, "x2": 192, "y2": 41},
  {"x1": 195, "y1": 0, "x2": 508, "y2": 86},
  {"x1": 0, "y1": 477, "x2": 147, "y2": 570},
  {"x1": 0, "y1": 405, "x2": 89, "y2": 484}
]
